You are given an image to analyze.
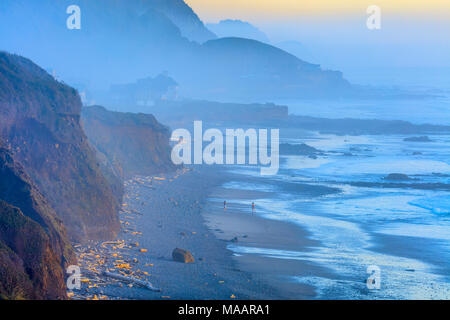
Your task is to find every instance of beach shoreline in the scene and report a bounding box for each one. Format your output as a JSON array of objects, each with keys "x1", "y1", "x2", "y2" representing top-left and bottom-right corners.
[
  {"x1": 72, "y1": 164, "x2": 327, "y2": 299},
  {"x1": 70, "y1": 133, "x2": 450, "y2": 300}
]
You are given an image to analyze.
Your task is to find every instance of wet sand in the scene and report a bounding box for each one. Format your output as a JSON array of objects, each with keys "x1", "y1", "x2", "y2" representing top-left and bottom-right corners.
[
  {"x1": 202, "y1": 180, "x2": 335, "y2": 300},
  {"x1": 72, "y1": 165, "x2": 329, "y2": 299}
]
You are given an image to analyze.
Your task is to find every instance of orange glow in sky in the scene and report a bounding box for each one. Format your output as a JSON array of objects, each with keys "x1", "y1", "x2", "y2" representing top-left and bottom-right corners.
[{"x1": 186, "y1": 0, "x2": 450, "y2": 21}]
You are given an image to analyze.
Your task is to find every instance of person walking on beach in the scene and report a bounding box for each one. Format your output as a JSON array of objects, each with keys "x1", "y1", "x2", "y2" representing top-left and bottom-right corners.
[
  {"x1": 252, "y1": 201, "x2": 255, "y2": 214},
  {"x1": 224, "y1": 200, "x2": 227, "y2": 210}
]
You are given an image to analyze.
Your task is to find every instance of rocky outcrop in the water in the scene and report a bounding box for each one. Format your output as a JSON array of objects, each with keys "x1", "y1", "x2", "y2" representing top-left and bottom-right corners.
[
  {"x1": 384, "y1": 173, "x2": 413, "y2": 181},
  {"x1": 403, "y1": 136, "x2": 432, "y2": 142},
  {"x1": 0, "y1": 52, "x2": 120, "y2": 242},
  {"x1": 279, "y1": 143, "x2": 322, "y2": 157},
  {"x1": 0, "y1": 143, "x2": 74, "y2": 299},
  {"x1": 81, "y1": 105, "x2": 176, "y2": 179}
]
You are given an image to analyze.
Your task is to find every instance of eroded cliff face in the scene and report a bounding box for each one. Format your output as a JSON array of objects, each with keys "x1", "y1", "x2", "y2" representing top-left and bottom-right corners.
[
  {"x1": 0, "y1": 52, "x2": 120, "y2": 241},
  {"x1": 81, "y1": 105, "x2": 176, "y2": 179},
  {"x1": 0, "y1": 144, "x2": 74, "y2": 300}
]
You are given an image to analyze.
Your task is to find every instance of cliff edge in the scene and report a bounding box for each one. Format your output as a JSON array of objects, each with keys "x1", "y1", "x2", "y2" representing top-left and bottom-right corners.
[
  {"x1": 0, "y1": 52, "x2": 121, "y2": 241},
  {"x1": 82, "y1": 105, "x2": 176, "y2": 179},
  {"x1": 0, "y1": 143, "x2": 74, "y2": 299}
]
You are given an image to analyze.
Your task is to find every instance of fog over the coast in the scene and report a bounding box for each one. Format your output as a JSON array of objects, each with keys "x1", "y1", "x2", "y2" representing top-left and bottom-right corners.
[
  {"x1": 188, "y1": 0, "x2": 450, "y2": 87},
  {"x1": 1, "y1": 0, "x2": 450, "y2": 302}
]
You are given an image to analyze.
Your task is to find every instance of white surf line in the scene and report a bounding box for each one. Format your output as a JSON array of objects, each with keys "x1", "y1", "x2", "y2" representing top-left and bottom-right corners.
[{"x1": 226, "y1": 197, "x2": 450, "y2": 299}]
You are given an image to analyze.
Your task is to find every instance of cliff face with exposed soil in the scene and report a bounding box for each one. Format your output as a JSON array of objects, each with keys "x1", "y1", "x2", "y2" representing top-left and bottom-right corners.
[
  {"x1": 0, "y1": 52, "x2": 121, "y2": 242},
  {"x1": 81, "y1": 105, "x2": 176, "y2": 179},
  {"x1": 0, "y1": 143, "x2": 74, "y2": 299}
]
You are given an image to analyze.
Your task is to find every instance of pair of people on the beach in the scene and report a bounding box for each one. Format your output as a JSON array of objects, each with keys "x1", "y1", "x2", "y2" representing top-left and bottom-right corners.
[{"x1": 223, "y1": 200, "x2": 256, "y2": 213}]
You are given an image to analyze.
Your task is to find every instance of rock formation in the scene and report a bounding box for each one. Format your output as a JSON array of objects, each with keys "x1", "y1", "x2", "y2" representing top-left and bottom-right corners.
[
  {"x1": 0, "y1": 142, "x2": 75, "y2": 299},
  {"x1": 81, "y1": 105, "x2": 176, "y2": 179},
  {"x1": 0, "y1": 52, "x2": 121, "y2": 242}
]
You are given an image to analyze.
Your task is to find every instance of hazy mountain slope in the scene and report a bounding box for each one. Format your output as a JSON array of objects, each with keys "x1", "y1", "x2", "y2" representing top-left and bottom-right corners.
[
  {"x1": 148, "y1": 0, "x2": 216, "y2": 42},
  {"x1": 0, "y1": 0, "x2": 199, "y2": 89},
  {"x1": 0, "y1": 52, "x2": 120, "y2": 242},
  {"x1": 183, "y1": 38, "x2": 351, "y2": 99},
  {"x1": 207, "y1": 20, "x2": 270, "y2": 43},
  {"x1": 0, "y1": 143, "x2": 74, "y2": 300},
  {"x1": 276, "y1": 41, "x2": 319, "y2": 65}
]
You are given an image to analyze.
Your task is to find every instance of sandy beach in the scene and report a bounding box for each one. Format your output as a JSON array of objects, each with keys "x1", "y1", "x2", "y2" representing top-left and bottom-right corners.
[
  {"x1": 71, "y1": 131, "x2": 450, "y2": 301},
  {"x1": 71, "y1": 163, "x2": 334, "y2": 299},
  {"x1": 202, "y1": 179, "x2": 327, "y2": 299}
]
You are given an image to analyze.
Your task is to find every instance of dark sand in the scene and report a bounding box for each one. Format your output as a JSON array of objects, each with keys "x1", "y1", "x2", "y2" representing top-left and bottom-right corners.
[
  {"x1": 73, "y1": 165, "x2": 326, "y2": 299},
  {"x1": 202, "y1": 179, "x2": 335, "y2": 300},
  {"x1": 122, "y1": 166, "x2": 279, "y2": 299}
]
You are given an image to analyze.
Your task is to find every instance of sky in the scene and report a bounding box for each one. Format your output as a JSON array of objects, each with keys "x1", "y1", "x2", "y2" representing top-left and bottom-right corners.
[
  {"x1": 186, "y1": 0, "x2": 450, "y2": 22},
  {"x1": 186, "y1": 0, "x2": 450, "y2": 86}
]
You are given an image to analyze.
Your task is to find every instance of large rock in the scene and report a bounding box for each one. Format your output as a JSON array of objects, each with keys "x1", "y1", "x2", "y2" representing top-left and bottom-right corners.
[
  {"x1": 149, "y1": 0, "x2": 217, "y2": 43},
  {"x1": 0, "y1": 143, "x2": 75, "y2": 299},
  {"x1": 0, "y1": 52, "x2": 120, "y2": 242},
  {"x1": 404, "y1": 136, "x2": 432, "y2": 142},
  {"x1": 172, "y1": 248, "x2": 195, "y2": 264}
]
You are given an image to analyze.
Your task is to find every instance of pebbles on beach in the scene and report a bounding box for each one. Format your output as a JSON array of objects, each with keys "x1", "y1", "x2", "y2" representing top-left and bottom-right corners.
[
  {"x1": 69, "y1": 168, "x2": 199, "y2": 300},
  {"x1": 70, "y1": 167, "x2": 268, "y2": 300}
]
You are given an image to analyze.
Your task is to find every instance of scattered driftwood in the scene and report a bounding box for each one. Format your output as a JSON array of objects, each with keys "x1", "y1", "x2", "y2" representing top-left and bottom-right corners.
[
  {"x1": 172, "y1": 248, "x2": 195, "y2": 263},
  {"x1": 102, "y1": 271, "x2": 160, "y2": 292}
]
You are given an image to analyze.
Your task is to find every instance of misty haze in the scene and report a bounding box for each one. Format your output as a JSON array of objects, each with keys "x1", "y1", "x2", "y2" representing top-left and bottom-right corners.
[{"x1": 0, "y1": 0, "x2": 449, "y2": 302}]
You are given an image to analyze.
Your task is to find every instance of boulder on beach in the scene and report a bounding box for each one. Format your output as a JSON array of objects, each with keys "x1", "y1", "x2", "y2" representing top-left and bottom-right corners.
[{"x1": 172, "y1": 248, "x2": 195, "y2": 263}]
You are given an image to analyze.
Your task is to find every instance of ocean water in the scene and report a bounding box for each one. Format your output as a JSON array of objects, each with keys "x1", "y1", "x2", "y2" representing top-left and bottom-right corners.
[
  {"x1": 215, "y1": 124, "x2": 450, "y2": 299},
  {"x1": 274, "y1": 95, "x2": 450, "y2": 126}
]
